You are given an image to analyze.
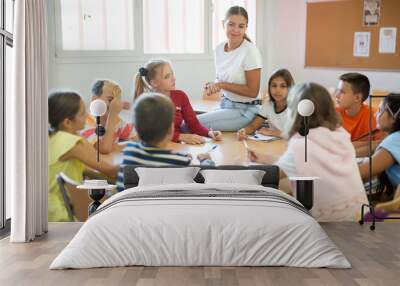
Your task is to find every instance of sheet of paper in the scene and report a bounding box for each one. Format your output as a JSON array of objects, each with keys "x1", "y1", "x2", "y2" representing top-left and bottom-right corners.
[
  {"x1": 353, "y1": 32, "x2": 370, "y2": 57},
  {"x1": 248, "y1": 134, "x2": 280, "y2": 142},
  {"x1": 379, "y1": 27, "x2": 397, "y2": 54}
]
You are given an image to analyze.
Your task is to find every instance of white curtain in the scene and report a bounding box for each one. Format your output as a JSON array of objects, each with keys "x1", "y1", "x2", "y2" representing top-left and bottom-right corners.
[{"x1": 8, "y1": 0, "x2": 48, "y2": 242}]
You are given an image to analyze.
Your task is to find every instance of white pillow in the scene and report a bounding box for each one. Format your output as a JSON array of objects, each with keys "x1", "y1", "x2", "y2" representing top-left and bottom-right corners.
[
  {"x1": 135, "y1": 167, "x2": 200, "y2": 186},
  {"x1": 200, "y1": 169, "x2": 266, "y2": 185}
]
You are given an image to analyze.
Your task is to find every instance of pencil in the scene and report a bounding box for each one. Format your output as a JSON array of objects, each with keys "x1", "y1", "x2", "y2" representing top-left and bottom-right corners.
[{"x1": 208, "y1": 144, "x2": 218, "y2": 152}]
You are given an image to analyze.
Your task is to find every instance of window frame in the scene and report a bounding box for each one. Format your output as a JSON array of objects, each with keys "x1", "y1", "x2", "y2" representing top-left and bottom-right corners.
[
  {"x1": 54, "y1": 0, "x2": 264, "y2": 63},
  {"x1": 54, "y1": 0, "x2": 141, "y2": 58},
  {"x1": 0, "y1": 0, "x2": 13, "y2": 232}
]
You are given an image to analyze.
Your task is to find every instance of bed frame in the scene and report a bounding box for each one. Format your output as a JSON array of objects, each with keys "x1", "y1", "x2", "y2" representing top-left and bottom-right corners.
[{"x1": 123, "y1": 165, "x2": 280, "y2": 190}]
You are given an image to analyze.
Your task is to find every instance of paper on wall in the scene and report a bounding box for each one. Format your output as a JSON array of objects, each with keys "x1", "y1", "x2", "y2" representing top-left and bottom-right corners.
[
  {"x1": 363, "y1": 0, "x2": 381, "y2": 27},
  {"x1": 379, "y1": 27, "x2": 397, "y2": 54},
  {"x1": 353, "y1": 32, "x2": 370, "y2": 57}
]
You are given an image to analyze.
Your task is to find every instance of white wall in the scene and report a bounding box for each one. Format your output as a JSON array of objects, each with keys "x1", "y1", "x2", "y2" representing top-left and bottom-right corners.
[
  {"x1": 47, "y1": 0, "x2": 216, "y2": 105},
  {"x1": 48, "y1": 0, "x2": 400, "y2": 105},
  {"x1": 48, "y1": 58, "x2": 215, "y2": 104},
  {"x1": 263, "y1": 0, "x2": 400, "y2": 92}
]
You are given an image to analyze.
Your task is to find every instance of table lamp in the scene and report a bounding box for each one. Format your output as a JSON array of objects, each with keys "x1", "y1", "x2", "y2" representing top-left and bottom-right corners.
[
  {"x1": 77, "y1": 99, "x2": 113, "y2": 216},
  {"x1": 297, "y1": 99, "x2": 315, "y2": 162},
  {"x1": 289, "y1": 99, "x2": 317, "y2": 211}
]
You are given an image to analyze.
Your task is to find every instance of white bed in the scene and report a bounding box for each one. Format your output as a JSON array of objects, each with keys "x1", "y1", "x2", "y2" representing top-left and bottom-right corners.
[{"x1": 50, "y1": 183, "x2": 351, "y2": 269}]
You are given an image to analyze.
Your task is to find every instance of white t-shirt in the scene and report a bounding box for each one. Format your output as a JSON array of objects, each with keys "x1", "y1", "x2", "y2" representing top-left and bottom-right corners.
[
  {"x1": 275, "y1": 148, "x2": 296, "y2": 178},
  {"x1": 257, "y1": 101, "x2": 288, "y2": 131},
  {"x1": 215, "y1": 40, "x2": 262, "y2": 103}
]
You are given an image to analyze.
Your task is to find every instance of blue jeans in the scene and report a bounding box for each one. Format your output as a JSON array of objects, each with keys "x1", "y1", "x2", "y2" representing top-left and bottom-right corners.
[{"x1": 197, "y1": 97, "x2": 259, "y2": 131}]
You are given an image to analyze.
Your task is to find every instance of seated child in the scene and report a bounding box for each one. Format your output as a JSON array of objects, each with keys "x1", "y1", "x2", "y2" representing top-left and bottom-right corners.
[
  {"x1": 247, "y1": 83, "x2": 368, "y2": 221},
  {"x1": 335, "y1": 73, "x2": 385, "y2": 155},
  {"x1": 81, "y1": 79, "x2": 136, "y2": 154},
  {"x1": 48, "y1": 91, "x2": 119, "y2": 221},
  {"x1": 134, "y1": 59, "x2": 222, "y2": 145},
  {"x1": 359, "y1": 94, "x2": 400, "y2": 203},
  {"x1": 116, "y1": 93, "x2": 215, "y2": 192},
  {"x1": 237, "y1": 68, "x2": 294, "y2": 140}
]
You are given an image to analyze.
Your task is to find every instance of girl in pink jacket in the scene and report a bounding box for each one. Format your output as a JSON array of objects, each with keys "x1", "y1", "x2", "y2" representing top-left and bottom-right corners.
[{"x1": 248, "y1": 83, "x2": 368, "y2": 221}]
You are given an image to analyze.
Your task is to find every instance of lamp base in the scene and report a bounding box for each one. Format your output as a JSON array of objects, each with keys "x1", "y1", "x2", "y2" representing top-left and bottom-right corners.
[
  {"x1": 296, "y1": 180, "x2": 314, "y2": 210},
  {"x1": 289, "y1": 177, "x2": 318, "y2": 211},
  {"x1": 88, "y1": 189, "x2": 105, "y2": 215}
]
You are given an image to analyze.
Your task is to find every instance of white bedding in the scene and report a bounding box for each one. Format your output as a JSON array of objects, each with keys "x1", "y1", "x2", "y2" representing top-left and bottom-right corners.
[{"x1": 50, "y1": 183, "x2": 351, "y2": 269}]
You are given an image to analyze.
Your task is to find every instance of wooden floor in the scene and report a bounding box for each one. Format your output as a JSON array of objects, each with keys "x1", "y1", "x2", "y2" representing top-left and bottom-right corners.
[{"x1": 1, "y1": 222, "x2": 399, "y2": 286}]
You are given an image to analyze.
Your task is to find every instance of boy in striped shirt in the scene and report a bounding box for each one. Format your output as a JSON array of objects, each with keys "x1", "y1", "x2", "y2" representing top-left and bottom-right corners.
[{"x1": 116, "y1": 93, "x2": 214, "y2": 191}]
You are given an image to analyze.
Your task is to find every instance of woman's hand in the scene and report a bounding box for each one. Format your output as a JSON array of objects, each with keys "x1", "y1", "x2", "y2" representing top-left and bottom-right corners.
[
  {"x1": 237, "y1": 128, "x2": 248, "y2": 141},
  {"x1": 258, "y1": 128, "x2": 281, "y2": 138},
  {"x1": 204, "y1": 82, "x2": 221, "y2": 96},
  {"x1": 179, "y1": 134, "x2": 205, "y2": 145},
  {"x1": 208, "y1": 83, "x2": 221, "y2": 94},
  {"x1": 208, "y1": 130, "x2": 222, "y2": 141}
]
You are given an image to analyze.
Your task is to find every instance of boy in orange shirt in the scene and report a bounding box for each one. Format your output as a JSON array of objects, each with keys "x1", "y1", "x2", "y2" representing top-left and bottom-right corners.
[{"x1": 335, "y1": 73, "x2": 385, "y2": 156}]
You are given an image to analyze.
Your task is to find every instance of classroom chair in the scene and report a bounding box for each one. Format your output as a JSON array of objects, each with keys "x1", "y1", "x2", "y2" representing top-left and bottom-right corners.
[{"x1": 56, "y1": 172, "x2": 90, "y2": 221}]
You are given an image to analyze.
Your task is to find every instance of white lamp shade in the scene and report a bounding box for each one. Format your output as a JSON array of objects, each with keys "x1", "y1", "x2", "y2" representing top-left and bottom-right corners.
[
  {"x1": 297, "y1": 99, "x2": 315, "y2": 117},
  {"x1": 90, "y1": 99, "x2": 107, "y2": 117}
]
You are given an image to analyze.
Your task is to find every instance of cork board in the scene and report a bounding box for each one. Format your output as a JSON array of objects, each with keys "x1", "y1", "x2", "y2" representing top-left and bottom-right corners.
[{"x1": 305, "y1": 0, "x2": 400, "y2": 70}]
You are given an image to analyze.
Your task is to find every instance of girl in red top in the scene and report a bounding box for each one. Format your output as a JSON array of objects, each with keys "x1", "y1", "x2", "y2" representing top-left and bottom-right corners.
[{"x1": 134, "y1": 59, "x2": 222, "y2": 144}]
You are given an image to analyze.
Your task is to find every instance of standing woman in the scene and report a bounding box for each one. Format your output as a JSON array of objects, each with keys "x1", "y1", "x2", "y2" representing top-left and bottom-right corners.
[{"x1": 198, "y1": 6, "x2": 262, "y2": 131}]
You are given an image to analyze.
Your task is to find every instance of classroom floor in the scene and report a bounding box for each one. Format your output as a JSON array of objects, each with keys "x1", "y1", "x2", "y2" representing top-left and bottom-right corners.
[{"x1": 0, "y1": 222, "x2": 399, "y2": 286}]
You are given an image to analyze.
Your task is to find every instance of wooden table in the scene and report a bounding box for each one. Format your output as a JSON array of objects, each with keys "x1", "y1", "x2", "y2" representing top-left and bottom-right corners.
[{"x1": 106, "y1": 132, "x2": 287, "y2": 166}]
